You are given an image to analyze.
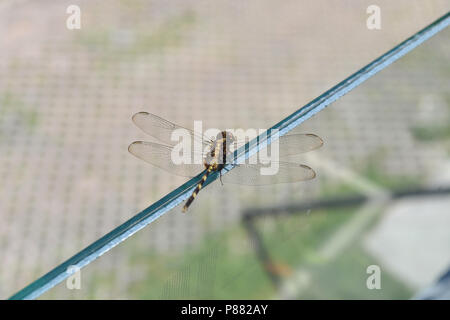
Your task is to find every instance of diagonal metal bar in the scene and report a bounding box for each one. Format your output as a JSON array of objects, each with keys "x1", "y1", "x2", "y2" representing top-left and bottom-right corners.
[{"x1": 9, "y1": 12, "x2": 450, "y2": 300}]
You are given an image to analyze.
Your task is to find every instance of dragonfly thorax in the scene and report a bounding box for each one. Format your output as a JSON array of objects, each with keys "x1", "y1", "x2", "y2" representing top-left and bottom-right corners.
[
  {"x1": 203, "y1": 131, "x2": 236, "y2": 168},
  {"x1": 216, "y1": 130, "x2": 236, "y2": 144}
]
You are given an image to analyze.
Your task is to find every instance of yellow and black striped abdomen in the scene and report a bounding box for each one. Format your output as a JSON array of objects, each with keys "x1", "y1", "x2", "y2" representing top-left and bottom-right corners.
[{"x1": 182, "y1": 165, "x2": 214, "y2": 213}]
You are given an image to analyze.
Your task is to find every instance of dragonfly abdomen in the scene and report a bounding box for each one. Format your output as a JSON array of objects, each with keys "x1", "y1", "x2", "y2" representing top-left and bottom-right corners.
[{"x1": 182, "y1": 165, "x2": 214, "y2": 213}]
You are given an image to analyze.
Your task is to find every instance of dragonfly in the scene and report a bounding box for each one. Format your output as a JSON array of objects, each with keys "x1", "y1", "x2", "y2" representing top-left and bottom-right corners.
[{"x1": 128, "y1": 112, "x2": 323, "y2": 212}]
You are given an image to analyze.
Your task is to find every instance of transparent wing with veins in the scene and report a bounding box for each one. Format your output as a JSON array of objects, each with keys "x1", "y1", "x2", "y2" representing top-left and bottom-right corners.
[
  {"x1": 128, "y1": 141, "x2": 205, "y2": 177},
  {"x1": 228, "y1": 133, "x2": 323, "y2": 157},
  {"x1": 132, "y1": 112, "x2": 213, "y2": 148},
  {"x1": 221, "y1": 162, "x2": 316, "y2": 185}
]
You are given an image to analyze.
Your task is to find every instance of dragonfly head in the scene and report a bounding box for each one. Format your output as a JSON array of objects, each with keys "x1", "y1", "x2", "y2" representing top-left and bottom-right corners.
[{"x1": 218, "y1": 130, "x2": 236, "y2": 144}]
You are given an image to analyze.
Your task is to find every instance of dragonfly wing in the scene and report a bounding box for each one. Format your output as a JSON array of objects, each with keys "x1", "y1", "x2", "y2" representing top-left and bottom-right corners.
[
  {"x1": 230, "y1": 133, "x2": 323, "y2": 156},
  {"x1": 278, "y1": 133, "x2": 323, "y2": 156},
  {"x1": 221, "y1": 161, "x2": 316, "y2": 185},
  {"x1": 132, "y1": 112, "x2": 212, "y2": 147},
  {"x1": 128, "y1": 141, "x2": 205, "y2": 177}
]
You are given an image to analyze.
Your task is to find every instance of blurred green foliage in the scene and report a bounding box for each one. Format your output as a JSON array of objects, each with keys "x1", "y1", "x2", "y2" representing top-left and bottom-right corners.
[{"x1": 124, "y1": 205, "x2": 410, "y2": 299}]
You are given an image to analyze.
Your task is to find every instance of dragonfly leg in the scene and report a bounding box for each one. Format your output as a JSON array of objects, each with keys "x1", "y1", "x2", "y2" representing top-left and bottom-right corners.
[{"x1": 219, "y1": 171, "x2": 224, "y2": 186}]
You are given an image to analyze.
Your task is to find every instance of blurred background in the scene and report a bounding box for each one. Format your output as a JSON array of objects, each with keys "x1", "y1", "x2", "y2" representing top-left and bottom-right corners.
[{"x1": 0, "y1": 0, "x2": 449, "y2": 299}]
